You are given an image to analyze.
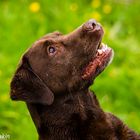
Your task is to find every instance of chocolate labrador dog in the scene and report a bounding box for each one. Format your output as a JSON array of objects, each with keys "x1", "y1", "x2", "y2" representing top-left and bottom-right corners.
[{"x1": 10, "y1": 19, "x2": 140, "y2": 140}]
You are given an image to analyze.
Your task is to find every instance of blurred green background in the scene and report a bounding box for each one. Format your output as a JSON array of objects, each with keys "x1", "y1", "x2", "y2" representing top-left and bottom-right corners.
[{"x1": 0, "y1": 0, "x2": 140, "y2": 139}]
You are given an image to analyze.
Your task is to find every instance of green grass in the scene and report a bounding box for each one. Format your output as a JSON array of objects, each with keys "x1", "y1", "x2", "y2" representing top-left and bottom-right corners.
[{"x1": 0, "y1": 0, "x2": 140, "y2": 139}]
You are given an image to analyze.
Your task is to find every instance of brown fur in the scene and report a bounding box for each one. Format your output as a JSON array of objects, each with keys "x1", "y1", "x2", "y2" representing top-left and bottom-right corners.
[{"x1": 10, "y1": 19, "x2": 140, "y2": 140}]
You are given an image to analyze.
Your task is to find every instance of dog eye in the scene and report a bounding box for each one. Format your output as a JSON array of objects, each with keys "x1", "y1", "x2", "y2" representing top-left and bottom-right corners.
[{"x1": 48, "y1": 46, "x2": 56, "y2": 54}]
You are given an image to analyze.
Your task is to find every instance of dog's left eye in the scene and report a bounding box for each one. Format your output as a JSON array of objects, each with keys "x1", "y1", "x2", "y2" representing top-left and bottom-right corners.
[{"x1": 48, "y1": 46, "x2": 56, "y2": 54}]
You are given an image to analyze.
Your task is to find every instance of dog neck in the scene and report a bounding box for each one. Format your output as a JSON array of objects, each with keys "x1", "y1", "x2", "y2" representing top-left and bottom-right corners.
[{"x1": 26, "y1": 90, "x2": 102, "y2": 139}]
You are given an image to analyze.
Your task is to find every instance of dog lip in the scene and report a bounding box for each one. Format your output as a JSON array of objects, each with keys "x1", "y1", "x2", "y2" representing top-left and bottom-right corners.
[
  {"x1": 81, "y1": 43, "x2": 114, "y2": 80},
  {"x1": 97, "y1": 41, "x2": 102, "y2": 49}
]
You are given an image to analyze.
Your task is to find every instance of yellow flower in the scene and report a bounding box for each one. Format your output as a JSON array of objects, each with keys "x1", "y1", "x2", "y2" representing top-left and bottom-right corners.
[
  {"x1": 91, "y1": 12, "x2": 101, "y2": 21},
  {"x1": 70, "y1": 3, "x2": 78, "y2": 12},
  {"x1": 91, "y1": 0, "x2": 101, "y2": 8},
  {"x1": 103, "y1": 4, "x2": 112, "y2": 14},
  {"x1": 29, "y1": 2, "x2": 40, "y2": 13}
]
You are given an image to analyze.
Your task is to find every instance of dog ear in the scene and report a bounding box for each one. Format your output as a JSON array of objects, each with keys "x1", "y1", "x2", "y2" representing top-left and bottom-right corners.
[{"x1": 10, "y1": 56, "x2": 54, "y2": 105}]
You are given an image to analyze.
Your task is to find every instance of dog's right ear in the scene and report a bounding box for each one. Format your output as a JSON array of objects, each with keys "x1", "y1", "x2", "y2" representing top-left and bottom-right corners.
[{"x1": 10, "y1": 56, "x2": 54, "y2": 105}]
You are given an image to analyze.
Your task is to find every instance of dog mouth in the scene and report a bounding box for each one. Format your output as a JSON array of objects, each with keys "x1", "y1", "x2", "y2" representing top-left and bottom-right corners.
[{"x1": 82, "y1": 43, "x2": 114, "y2": 80}]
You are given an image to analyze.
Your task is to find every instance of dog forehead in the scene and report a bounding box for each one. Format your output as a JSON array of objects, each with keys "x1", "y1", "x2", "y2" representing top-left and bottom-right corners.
[{"x1": 32, "y1": 36, "x2": 63, "y2": 48}]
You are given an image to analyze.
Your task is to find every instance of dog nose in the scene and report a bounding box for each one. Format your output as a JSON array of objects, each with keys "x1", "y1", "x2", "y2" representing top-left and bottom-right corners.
[
  {"x1": 83, "y1": 19, "x2": 101, "y2": 31},
  {"x1": 88, "y1": 19, "x2": 97, "y2": 28}
]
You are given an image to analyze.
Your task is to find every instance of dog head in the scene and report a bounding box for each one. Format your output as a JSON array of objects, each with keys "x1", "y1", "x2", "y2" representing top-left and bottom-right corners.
[{"x1": 10, "y1": 19, "x2": 114, "y2": 105}]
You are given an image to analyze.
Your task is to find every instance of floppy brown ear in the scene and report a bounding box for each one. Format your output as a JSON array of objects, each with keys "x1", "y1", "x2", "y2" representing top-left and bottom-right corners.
[{"x1": 10, "y1": 57, "x2": 54, "y2": 105}]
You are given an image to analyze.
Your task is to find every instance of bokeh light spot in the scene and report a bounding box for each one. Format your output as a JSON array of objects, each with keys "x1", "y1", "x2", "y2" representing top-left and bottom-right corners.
[
  {"x1": 91, "y1": 11, "x2": 101, "y2": 21},
  {"x1": 29, "y1": 2, "x2": 40, "y2": 13},
  {"x1": 91, "y1": 0, "x2": 101, "y2": 8},
  {"x1": 70, "y1": 3, "x2": 78, "y2": 12},
  {"x1": 103, "y1": 4, "x2": 112, "y2": 14}
]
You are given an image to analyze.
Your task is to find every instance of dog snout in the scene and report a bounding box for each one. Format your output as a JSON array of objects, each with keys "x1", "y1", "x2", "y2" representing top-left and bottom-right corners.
[{"x1": 83, "y1": 19, "x2": 102, "y2": 32}]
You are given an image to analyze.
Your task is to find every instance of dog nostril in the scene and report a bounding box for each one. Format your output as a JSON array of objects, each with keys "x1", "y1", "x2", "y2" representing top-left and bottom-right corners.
[
  {"x1": 89, "y1": 19, "x2": 97, "y2": 29},
  {"x1": 92, "y1": 22, "x2": 96, "y2": 29},
  {"x1": 84, "y1": 19, "x2": 97, "y2": 31}
]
